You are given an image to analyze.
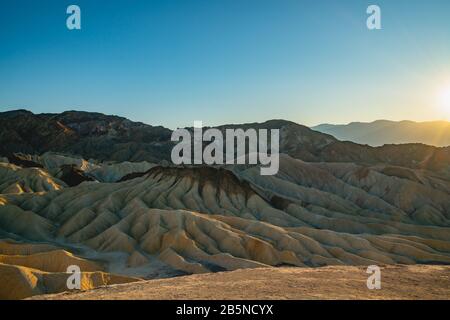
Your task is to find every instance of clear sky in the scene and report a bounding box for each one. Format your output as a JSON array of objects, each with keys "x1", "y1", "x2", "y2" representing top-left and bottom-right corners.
[{"x1": 1, "y1": 0, "x2": 450, "y2": 128}]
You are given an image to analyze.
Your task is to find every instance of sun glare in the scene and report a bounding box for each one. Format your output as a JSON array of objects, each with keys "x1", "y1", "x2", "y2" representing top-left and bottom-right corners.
[{"x1": 437, "y1": 85, "x2": 450, "y2": 118}]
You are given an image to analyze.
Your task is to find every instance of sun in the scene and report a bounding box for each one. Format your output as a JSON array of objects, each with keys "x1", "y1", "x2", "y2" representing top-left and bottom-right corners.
[{"x1": 437, "y1": 85, "x2": 450, "y2": 118}]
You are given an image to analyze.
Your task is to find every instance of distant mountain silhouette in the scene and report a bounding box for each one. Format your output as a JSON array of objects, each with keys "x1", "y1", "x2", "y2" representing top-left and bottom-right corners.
[
  {"x1": 0, "y1": 110, "x2": 449, "y2": 172},
  {"x1": 312, "y1": 120, "x2": 450, "y2": 147}
]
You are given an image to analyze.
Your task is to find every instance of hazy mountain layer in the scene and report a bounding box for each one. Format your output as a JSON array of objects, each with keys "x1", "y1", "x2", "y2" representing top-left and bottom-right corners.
[{"x1": 313, "y1": 120, "x2": 450, "y2": 147}]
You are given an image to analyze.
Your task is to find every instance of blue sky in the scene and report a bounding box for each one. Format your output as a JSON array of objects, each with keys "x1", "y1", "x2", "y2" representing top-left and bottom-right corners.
[{"x1": 1, "y1": 0, "x2": 450, "y2": 128}]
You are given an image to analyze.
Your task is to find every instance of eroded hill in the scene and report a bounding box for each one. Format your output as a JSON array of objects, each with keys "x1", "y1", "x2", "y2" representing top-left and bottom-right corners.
[
  {"x1": 0, "y1": 111, "x2": 449, "y2": 299},
  {"x1": 0, "y1": 152, "x2": 449, "y2": 299}
]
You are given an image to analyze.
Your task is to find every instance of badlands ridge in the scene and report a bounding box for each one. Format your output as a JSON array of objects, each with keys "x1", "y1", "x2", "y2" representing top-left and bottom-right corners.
[
  {"x1": 0, "y1": 111, "x2": 449, "y2": 299},
  {"x1": 0, "y1": 152, "x2": 449, "y2": 299}
]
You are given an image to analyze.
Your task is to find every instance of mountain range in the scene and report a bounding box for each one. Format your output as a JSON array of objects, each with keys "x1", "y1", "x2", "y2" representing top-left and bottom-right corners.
[
  {"x1": 1, "y1": 110, "x2": 448, "y2": 172},
  {"x1": 313, "y1": 120, "x2": 450, "y2": 147}
]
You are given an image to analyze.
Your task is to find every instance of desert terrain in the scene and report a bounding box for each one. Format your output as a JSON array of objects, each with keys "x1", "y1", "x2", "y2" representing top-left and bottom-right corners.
[
  {"x1": 0, "y1": 110, "x2": 449, "y2": 300},
  {"x1": 31, "y1": 265, "x2": 450, "y2": 300}
]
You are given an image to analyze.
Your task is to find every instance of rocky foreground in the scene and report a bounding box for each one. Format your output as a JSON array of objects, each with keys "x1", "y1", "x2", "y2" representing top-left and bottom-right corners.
[{"x1": 31, "y1": 265, "x2": 450, "y2": 300}]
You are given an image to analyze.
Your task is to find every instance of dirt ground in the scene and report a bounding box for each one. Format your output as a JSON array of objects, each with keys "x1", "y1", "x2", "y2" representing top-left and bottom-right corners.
[{"x1": 30, "y1": 265, "x2": 450, "y2": 300}]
